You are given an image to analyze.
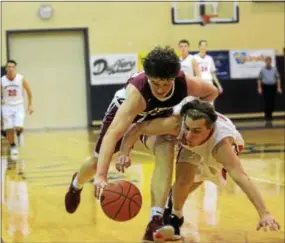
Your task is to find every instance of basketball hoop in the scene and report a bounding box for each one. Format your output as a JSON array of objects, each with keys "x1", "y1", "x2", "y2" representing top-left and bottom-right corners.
[{"x1": 201, "y1": 14, "x2": 218, "y2": 26}]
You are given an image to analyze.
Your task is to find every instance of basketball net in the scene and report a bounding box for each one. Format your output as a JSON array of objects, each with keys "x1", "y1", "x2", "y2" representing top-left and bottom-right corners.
[{"x1": 201, "y1": 14, "x2": 218, "y2": 26}]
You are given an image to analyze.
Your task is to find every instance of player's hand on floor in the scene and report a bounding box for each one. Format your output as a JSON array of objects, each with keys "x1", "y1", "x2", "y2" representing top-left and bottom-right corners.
[
  {"x1": 94, "y1": 175, "x2": 108, "y2": 200},
  {"x1": 256, "y1": 213, "x2": 280, "y2": 232},
  {"x1": 115, "y1": 154, "x2": 131, "y2": 173}
]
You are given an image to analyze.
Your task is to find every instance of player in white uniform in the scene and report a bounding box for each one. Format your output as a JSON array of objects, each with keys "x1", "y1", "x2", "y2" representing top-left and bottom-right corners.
[
  {"x1": 194, "y1": 40, "x2": 223, "y2": 94},
  {"x1": 194, "y1": 40, "x2": 224, "y2": 218},
  {"x1": 178, "y1": 39, "x2": 200, "y2": 77},
  {"x1": 1, "y1": 60, "x2": 34, "y2": 156},
  {"x1": 116, "y1": 99, "x2": 280, "y2": 238}
]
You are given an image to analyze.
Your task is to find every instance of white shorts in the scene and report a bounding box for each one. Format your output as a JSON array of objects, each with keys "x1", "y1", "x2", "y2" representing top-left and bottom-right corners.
[
  {"x1": 176, "y1": 144, "x2": 243, "y2": 185},
  {"x1": 176, "y1": 147, "x2": 222, "y2": 184},
  {"x1": 2, "y1": 104, "x2": 25, "y2": 130}
]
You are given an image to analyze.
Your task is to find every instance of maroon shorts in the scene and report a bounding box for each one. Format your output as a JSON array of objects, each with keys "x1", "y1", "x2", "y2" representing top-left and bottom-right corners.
[
  {"x1": 94, "y1": 102, "x2": 174, "y2": 157},
  {"x1": 94, "y1": 104, "x2": 122, "y2": 157}
]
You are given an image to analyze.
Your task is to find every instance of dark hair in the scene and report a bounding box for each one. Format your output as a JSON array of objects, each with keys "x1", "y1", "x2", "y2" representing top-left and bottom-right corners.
[
  {"x1": 179, "y1": 39, "x2": 189, "y2": 46},
  {"x1": 180, "y1": 99, "x2": 217, "y2": 128},
  {"x1": 142, "y1": 46, "x2": 181, "y2": 79},
  {"x1": 198, "y1": 40, "x2": 207, "y2": 46},
  {"x1": 6, "y1": 60, "x2": 17, "y2": 66}
]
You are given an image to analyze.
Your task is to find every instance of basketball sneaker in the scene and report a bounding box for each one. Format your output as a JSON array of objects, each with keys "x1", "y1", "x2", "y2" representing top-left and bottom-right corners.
[
  {"x1": 163, "y1": 190, "x2": 184, "y2": 236},
  {"x1": 162, "y1": 189, "x2": 173, "y2": 224},
  {"x1": 167, "y1": 214, "x2": 184, "y2": 235},
  {"x1": 65, "y1": 172, "x2": 82, "y2": 214},
  {"x1": 142, "y1": 215, "x2": 180, "y2": 242}
]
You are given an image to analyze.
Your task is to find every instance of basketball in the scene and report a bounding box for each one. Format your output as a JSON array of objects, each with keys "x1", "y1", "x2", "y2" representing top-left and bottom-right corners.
[{"x1": 100, "y1": 180, "x2": 142, "y2": 222}]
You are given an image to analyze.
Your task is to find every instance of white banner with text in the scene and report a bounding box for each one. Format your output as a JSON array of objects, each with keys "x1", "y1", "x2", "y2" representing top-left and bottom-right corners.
[
  {"x1": 90, "y1": 53, "x2": 138, "y2": 85},
  {"x1": 229, "y1": 49, "x2": 276, "y2": 79}
]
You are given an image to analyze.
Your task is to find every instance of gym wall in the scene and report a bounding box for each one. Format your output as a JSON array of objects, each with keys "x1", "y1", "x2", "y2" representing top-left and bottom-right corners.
[{"x1": 2, "y1": 2, "x2": 284, "y2": 125}]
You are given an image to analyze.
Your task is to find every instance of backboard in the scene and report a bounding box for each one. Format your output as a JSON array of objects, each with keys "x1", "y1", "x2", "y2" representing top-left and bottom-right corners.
[{"x1": 171, "y1": 1, "x2": 239, "y2": 25}]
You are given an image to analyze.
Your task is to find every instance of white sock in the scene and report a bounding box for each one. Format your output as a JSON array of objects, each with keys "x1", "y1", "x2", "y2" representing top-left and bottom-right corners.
[
  {"x1": 72, "y1": 175, "x2": 83, "y2": 190},
  {"x1": 150, "y1": 207, "x2": 164, "y2": 220},
  {"x1": 173, "y1": 209, "x2": 183, "y2": 219}
]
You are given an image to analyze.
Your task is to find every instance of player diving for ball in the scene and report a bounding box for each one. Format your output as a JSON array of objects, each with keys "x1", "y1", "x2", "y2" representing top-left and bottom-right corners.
[
  {"x1": 115, "y1": 99, "x2": 281, "y2": 239},
  {"x1": 65, "y1": 46, "x2": 219, "y2": 242}
]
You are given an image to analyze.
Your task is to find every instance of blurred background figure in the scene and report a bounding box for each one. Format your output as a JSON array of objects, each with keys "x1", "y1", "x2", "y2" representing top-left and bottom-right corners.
[
  {"x1": 178, "y1": 39, "x2": 201, "y2": 77},
  {"x1": 1, "y1": 60, "x2": 34, "y2": 158},
  {"x1": 194, "y1": 40, "x2": 223, "y2": 96},
  {"x1": 257, "y1": 56, "x2": 283, "y2": 126}
]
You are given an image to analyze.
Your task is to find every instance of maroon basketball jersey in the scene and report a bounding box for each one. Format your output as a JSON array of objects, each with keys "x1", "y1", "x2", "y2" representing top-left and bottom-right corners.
[
  {"x1": 126, "y1": 71, "x2": 188, "y2": 122},
  {"x1": 94, "y1": 71, "x2": 188, "y2": 155}
]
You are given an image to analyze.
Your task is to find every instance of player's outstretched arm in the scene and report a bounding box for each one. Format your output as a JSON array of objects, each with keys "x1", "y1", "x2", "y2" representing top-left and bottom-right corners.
[
  {"x1": 213, "y1": 138, "x2": 280, "y2": 231},
  {"x1": 212, "y1": 72, "x2": 223, "y2": 93},
  {"x1": 185, "y1": 74, "x2": 219, "y2": 102},
  {"x1": 96, "y1": 84, "x2": 145, "y2": 179},
  {"x1": 120, "y1": 116, "x2": 181, "y2": 156},
  {"x1": 116, "y1": 116, "x2": 181, "y2": 173}
]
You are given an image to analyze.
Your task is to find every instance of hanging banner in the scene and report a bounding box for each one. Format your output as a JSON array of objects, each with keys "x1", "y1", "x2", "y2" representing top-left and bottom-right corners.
[
  {"x1": 90, "y1": 53, "x2": 138, "y2": 85},
  {"x1": 190, "y1": 51, "x2": 230, "y2": 80},
  {"x1": 207, "y1": 51, "x2": 230, "y2": 80},
  {"x1": 229, "y1": 49, "x2": 276, "y2": 79}
]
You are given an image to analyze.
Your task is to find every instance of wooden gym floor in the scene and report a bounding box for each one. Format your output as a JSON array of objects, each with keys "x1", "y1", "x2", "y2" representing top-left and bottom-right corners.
[{"x1": 1, "y1": 124, "x2": 284, "y2": 243}]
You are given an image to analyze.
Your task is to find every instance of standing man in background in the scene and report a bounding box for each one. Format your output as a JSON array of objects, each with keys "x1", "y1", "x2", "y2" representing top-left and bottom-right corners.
[
  {"x1": 194, "y1": 40, "x2": 223, "y2": 96},
  {"x1": 178, "y1": 39, "x2": 201, "y2": 77},
  {"x1": 257, "y1": 56, "x2": 282, "y2": 126},
  {"x1": 1, "y1": 60, "x2": 34, "y2": 157}
]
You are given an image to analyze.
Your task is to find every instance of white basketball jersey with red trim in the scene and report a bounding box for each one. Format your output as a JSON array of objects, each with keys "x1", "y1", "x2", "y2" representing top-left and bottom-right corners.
[
  {"x1": 1, "y1": 74, "x2": 24, "y2": 105},
  {"x1": 180, "y1": 54, "x2": 194, "y2": 76},
  {"x1": 178, "y1": 113, "x2": 244, "y2": 171},
  {"x1": 194, "y1": 54, "x2": 216, "y2": 83}
]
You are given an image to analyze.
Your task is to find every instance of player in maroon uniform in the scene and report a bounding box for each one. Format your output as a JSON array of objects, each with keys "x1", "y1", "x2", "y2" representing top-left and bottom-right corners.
[{"x1": 65, "y1": 46, "x2": 219, "y2": 241}]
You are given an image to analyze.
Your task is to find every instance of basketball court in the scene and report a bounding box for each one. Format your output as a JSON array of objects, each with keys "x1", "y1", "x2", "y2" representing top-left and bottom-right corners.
[
  {"x1": 1, "y1": 0, "x2": 284, "y2": 242},
  {"x1": 1, "y1": 122, "x2": 284, "y2": 243}
]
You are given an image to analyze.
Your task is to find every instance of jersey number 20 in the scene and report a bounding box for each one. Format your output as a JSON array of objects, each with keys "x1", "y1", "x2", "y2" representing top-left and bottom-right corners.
[{"x1": 8, "y1": 89, "x2": 17, "y2": 97}]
